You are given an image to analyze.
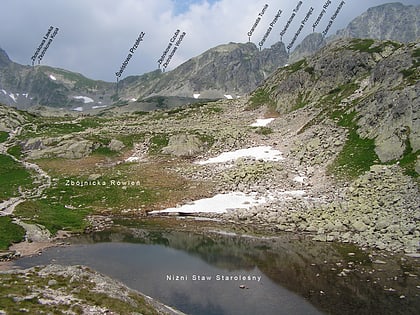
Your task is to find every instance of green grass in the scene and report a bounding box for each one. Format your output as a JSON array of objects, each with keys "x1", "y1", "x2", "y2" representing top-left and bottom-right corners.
[
  {"x1": 0, "y1": 131, "x2": 8, "y2": 143},
  {"x1": 330, "y1": 128, "x2": 378, "y2": 179},
  {"x1": 292, "y1": 92, "x2": 310, "y2": 111},
  {"x1": 19, "y1": 116, "x2": 105, "y2": 139},
  {"x1": 287, "y1": 59, "x2": 307, "y2": 73},
  {"x1": 325, "y1": 82, "x2": 359, "y2": 105},
  {"x1": 14, "y1": 199, "x2": 91, "y2": 235},
  {"x1": 6, "y1": 144, "x2": 23, "y2": 159},
  {"x1": 91, "y1": 146, "x2": 120, "y2": 157},
  {"x1": 328, "y1": 111, "x2": 379, "y2": 179},
  {"x1": 304, "y1": 66, "x2": 315, "y2": 75},
  {"x1": 14, "y1": 170, "x2": 159, "y2": 234},
  {"x1": 149, "y1": 133, "x2": 169, "y2": 155},
  {"x1": 247, "y1": 88, "x2": 276, "y2": 110},
  {"x1": 0, "y1": 217, "x2": 25, "y2": 250},
  {"x1": 196, "y1": 132, "x2": 216, "y2": 147},
  {"x1": 400, "y1": 48, "x2": 420, "y2": 85},
  {"x1": 253, "y1": 127, "x2": 273, "y2": 135},
  {"x1": 349, "y1": 39, "x2": 403, "y2": 54},
  {"x1": 349, "y1": 39, "x2": 380, "y2": 53},
  {"x1": 0, "y1": 154, "x2": 34, "y2": 202}
]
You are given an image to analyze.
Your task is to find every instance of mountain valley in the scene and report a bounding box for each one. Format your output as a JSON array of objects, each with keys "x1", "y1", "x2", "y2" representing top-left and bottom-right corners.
[{"x1": 0, "y1": 2, "x2": 419, "y2": 315}]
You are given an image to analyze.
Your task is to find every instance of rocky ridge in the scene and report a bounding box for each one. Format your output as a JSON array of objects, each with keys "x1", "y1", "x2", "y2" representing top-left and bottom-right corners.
[
  {"x1": 289, "y1": 2, "x2": 420, "y2": 65},
  {"x1": 2, "y1": 3, "x2": 419, "y2": 111}
]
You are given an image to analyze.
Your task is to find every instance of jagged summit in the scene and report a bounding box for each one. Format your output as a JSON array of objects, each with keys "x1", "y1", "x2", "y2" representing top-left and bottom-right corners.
[
  {"x1": 335, "y1": 2, "x2": 420, "y2": 42},
  {"x1": 0, "y1": 47, "x2": 11, "y2": 68},
  {"x1": 289, "y1": 2, "x2": 420, "y2": 64}
]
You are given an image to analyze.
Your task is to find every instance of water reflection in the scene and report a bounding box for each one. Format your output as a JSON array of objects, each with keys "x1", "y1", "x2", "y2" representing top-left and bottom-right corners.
[{"x1": 15, "y1": 225, "x2": 420, "y2": 315}]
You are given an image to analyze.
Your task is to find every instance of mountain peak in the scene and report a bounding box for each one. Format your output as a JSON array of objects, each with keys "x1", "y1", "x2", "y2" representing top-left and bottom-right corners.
[
  {"x1": 336, "y1": 2, "x2": 420, "y2": 42},
  {"x1": 0, "y1": 47, "x2": 11, "y2": 68}
]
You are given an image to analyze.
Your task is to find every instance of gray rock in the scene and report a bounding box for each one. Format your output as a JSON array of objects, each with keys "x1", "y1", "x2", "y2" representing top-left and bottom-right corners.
[
  {"x1": 162, "y1": 134, "x2": 204, "y2": 157},
  {"x1": 352, "y1": 220, "x2": 368, "y2": 232},
  {"x1": 108, "y1": 139, "x2": 125, "y2": 152}
]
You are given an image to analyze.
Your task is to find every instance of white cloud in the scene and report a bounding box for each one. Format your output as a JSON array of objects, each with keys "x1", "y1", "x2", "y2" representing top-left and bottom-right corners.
[{"x1": 0, "y1": 0, "x2": 419, "y2": 81}]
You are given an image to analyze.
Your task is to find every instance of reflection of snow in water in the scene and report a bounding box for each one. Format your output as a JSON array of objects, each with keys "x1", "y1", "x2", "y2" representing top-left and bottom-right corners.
[{"x1": 196, "y1": 146, "x2": 284, "y2": 165}]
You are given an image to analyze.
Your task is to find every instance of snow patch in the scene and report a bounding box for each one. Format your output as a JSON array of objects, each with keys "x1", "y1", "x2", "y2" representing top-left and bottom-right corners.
[
  {"x1": 125, "y1": 156, "x2": 140, "y2": 163},
  {"x1": 92, "y1": 105, "x2": 107, "y2": 109},
  {"x1": 49, "y1": 75, "x2": 57, "y2": 81},
  {"x1": 131, "y1": 98, "x2": 137, "y2": 102},
  {"x1": 196, "y1": 146, "x2": 284, "y2": 165},
  {"x1": 9, "y1": 93, "x2": 17, "y2": 102},
  {"x1": 73, "y1": 96, "x2": 94, "y2": 103},
  {"x1": 1, "y1": 89, "x2": 6, "y2": 95},
  {"x1": 250, "y1": 118, "x2": 275, "y2": 127},
  {"x1": 73, "y1": 107, "x2": 84, "y2": 112},
  {"x1": 193, "y1": 93, "x2": 201, "y2": 99},
  {"x1": 224, "y1": 94, "x2": 233, "y2": 100},
  {"x1": 293, "y1": 176, "x2": 307, "y2": 184},
  {"x1": 149, "y1": 192, "x2": 267, "y2": 215}
]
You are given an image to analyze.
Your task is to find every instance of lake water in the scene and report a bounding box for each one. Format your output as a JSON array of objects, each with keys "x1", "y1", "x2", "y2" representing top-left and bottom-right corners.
[{"x1": 14, "y1": 224, "x2": 420, "y2": 315}]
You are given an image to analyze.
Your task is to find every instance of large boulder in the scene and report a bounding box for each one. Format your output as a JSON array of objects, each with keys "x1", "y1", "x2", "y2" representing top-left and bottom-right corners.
[
  {"x1": 108, "y1": 139, "x2": 125, "y2": 152},
  {"x1": 161, "y1": 134, "x2": 204, "y2": 157}
]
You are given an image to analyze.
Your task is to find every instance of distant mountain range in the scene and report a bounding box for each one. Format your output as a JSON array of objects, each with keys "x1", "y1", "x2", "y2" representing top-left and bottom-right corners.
[{"x1": 0, "y1": 2, "x2": 419, "y2": 112}]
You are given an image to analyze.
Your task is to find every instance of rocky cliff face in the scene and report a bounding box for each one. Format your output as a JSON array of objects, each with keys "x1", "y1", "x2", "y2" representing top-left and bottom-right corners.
[
  {"x1": 335, "y1": 2, "x2": 420, "y2": 42},
  {"x1": 258, "y1": 38, "x2": 419, "y2": 173},
  {"x1": 290, "y1": 2, "x2": 420, "y2": 66}
]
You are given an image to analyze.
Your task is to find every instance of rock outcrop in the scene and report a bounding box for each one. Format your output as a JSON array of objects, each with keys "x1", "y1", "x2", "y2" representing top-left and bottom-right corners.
[
  {"x1": 335, "y1": 2, "x2": 420, "y2": 43},
  {"x1": 261, "y1": 39, "x2": 419, "y2": 167}
]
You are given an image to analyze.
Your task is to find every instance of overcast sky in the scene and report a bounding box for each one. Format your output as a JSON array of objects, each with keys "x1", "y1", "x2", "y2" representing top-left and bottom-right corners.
[{"x1": 0, "y1": 0, "x2": 419, "y2": 82}]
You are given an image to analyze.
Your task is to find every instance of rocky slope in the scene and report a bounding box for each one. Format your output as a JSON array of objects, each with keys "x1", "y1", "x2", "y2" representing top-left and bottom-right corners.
[
  {"x1": 0, "y1": 264, "x2": 182, "y2": 314},
  {"x1": 265, "y1": 38, "x2": 419, "y2": 168},
  {"x1": 290, "y1": 2, "x2": 420, "y2": 64}
]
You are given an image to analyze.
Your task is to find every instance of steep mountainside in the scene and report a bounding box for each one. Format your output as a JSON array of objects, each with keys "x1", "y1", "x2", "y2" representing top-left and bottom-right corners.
[
  {"x1": 335, "y1": 2, "x2": 420, "y2": 42},
  {"x1": 290, "y1": 2, "x2": 420, "y2": 64},
  {"x1": 258, "y1": 38, "x2": 419, "y2": 173}
]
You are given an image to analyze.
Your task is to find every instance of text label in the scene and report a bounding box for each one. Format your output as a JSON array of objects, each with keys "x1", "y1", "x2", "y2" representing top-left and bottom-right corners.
[
  {"x1": 259, "y1": 9, "x2": 282, "y2": 48},
  {"x1": 115, "y1": 32, "x2": 145, "y2": 78}
]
